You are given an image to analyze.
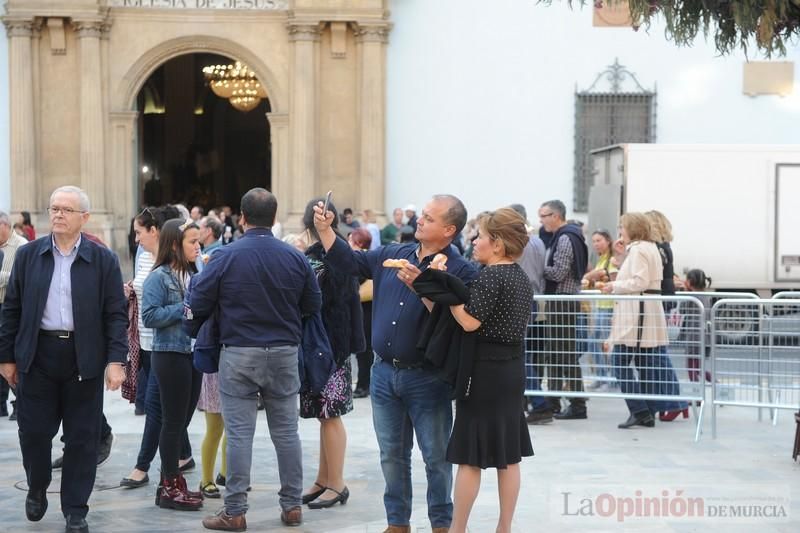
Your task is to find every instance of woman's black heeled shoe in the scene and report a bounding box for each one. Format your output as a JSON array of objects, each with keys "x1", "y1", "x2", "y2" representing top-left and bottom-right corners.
[
  {"x1": 307, "y1": 486, "x2": 349, "y2": 509},
  {"x1": 302, "y1": 482, "x2": 327, "y2": 505}
]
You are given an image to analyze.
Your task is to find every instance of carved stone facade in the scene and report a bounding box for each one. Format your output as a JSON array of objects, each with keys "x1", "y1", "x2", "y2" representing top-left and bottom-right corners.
[{"x1": 2, "y1": 0, "x2": 391, "y2": 256}]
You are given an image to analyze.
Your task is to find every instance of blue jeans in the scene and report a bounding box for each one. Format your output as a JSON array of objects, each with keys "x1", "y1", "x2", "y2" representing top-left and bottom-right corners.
[
  {"x1": 370, "y1": 358, "x2": 453, "y2": 528},
  {"x1": 612, "y1": 346, "x2": 687, "y2": 415},
  {"x1": 612, "y1": 346, "x2": 652, "y2": 416},
  {"x1": 219, "y1": 345, "x2": 302, "y2": 516}
]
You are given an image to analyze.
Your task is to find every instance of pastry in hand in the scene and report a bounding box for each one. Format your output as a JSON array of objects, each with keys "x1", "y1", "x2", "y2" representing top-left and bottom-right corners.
[
  {"x1": 382, "y1": 258, "x2": 410, "y2": 269},
  {"x1": 430, "y1": 253, "x2": 448, "y2": 271}
]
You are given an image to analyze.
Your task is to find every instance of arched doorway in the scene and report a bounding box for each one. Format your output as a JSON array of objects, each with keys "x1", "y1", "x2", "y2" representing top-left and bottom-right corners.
[{"x1": 135, "y1": 52, "x2": 271, "y2": 210}]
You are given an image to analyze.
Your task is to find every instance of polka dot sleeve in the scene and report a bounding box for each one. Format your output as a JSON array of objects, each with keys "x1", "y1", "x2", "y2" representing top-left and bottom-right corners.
[{"x1": 464, "y1": 267, "x2": 500, "y2": 324}]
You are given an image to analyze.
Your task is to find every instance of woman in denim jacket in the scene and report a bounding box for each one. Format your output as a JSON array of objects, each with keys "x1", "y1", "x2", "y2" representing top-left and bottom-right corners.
[{"x1": 142, "y1": 218, "x2": 203, "y2": 511}]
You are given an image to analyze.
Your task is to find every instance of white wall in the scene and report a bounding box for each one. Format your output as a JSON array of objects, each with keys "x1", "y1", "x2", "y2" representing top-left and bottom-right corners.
[
  {"x1": 0, "y1": 0, "x2": 9, "y2": 211},
  {"x1": 385, "y1": 0, "x2": 800, "y2": 220}
]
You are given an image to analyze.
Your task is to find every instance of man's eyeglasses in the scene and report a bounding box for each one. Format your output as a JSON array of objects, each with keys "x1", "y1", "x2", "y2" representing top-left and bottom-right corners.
[
  {"x1": 539, "y1": 212, "x2": 555, "y2": 219},
  {"x1": 47, "y1": 206, "x2": 86, "y2": 216}
]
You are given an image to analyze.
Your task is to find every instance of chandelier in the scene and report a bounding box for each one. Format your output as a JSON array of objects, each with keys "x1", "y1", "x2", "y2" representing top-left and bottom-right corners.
[{"x1": 202, "y1": 61, "x2": 267, "y2": 112}]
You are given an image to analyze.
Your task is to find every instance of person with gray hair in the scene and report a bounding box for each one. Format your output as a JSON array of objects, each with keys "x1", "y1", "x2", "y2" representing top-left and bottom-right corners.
[
  {"x1": 538, "y1": 199, "x2": 589, "y2": 421},
  {"x1": 0, "y1": 186, "x2": 128, "y2": 533},
  {"x1": 195, "y1": 216, "x2": 224, "y2": 273},
  {"x1": 0, "y1": 209, "x2": 26, "y2": 418}
]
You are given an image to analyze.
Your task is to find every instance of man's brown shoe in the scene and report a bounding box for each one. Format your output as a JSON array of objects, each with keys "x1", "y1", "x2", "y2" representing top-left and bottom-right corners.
[
  {"x1": 432, "y1": 528, "x2": 449, "y2": 533},
  {"x1": 382, "y1": 527, "x2": 411, "y2": 533},
  {"x1": 280, "y1": 506, "x2": 302, "y2": 527},
  {"x1": 202, "y1": 509, "x2": 246, "y2": 532}
]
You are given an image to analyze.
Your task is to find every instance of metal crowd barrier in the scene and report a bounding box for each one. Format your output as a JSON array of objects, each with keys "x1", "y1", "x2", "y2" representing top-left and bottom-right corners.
[
  {"x1": 525, "y1": 294, "x2": 707, "y2": 441},
  {"x1": 710, "y1": 298, "x2": 800, "y2": 439}
]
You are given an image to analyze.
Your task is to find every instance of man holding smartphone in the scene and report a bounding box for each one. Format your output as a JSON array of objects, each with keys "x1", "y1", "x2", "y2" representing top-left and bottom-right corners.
[{"x1": 313, "y1": 194, "x2": 477, "y2": 533}]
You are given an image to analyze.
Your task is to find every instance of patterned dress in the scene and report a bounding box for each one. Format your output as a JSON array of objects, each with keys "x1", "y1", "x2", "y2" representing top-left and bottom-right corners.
[{"x1": 299, "y1": 248, "x2": 362, "y2": 419}]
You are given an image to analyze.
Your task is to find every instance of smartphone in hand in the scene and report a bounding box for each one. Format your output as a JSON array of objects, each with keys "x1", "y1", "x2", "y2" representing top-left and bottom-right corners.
[{"x1": 323, "y1": 190, "x2": 333, "y2": 215}]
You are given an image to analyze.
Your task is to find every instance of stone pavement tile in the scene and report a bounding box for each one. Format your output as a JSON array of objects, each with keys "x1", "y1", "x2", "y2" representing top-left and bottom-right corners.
[{"x1": 0, "y1": 391, "x2": 798, "y2": 531}]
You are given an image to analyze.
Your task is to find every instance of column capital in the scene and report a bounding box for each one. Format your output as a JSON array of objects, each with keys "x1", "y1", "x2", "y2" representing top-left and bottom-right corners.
[
  {"x1": 2, "y1": 17, "x2": 36, "y2": 38},
  {"x1": 72, "y1": 19, "x2": 106, "y2": 39},
  {"x1": 352, "y1": 22, "x2": 391, "y2": 44},
  {"x1": 286, "y1": 21, "x2": 323, "y2": 42},
  {"x1": 267, "y1": 112, "x2": 289, "y2": 128}
]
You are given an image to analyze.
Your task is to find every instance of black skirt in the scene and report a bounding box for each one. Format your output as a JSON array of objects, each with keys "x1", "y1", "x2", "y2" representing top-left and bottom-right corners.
[{"x1": 446, "y1": 355, "x2": 533, "y2": 469}]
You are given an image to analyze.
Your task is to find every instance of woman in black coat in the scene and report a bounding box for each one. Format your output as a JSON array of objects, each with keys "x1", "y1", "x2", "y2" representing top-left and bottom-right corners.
[{"x1": 299, "y1": 199, "x2": 365, "y2": 509}]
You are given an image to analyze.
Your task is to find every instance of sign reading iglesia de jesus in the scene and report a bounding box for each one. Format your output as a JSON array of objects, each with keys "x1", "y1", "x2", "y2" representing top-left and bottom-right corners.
[{"x1": 110, "y1": 0, "x2": 287, "y2": 8}]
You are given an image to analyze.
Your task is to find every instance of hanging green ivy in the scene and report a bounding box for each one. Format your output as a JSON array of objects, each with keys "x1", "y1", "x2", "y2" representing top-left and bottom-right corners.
[{"x1": 547, "y1": 1, "x2": 800, "y2": 56}]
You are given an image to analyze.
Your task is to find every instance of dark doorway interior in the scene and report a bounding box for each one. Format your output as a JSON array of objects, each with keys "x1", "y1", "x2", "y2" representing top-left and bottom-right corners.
[{"x1": 137, "y1": 53, "x2": 271, "y2": 210}]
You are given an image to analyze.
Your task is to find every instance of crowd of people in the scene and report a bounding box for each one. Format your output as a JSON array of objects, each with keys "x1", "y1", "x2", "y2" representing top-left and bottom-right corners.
[{"x1": 0, "y1": 186, "x2": 708, "y2": 533}]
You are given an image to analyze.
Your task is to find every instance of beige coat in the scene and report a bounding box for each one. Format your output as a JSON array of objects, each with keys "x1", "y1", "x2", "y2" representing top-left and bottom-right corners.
[{"x1": 608, "y1": 241, "x2": 667, "y2": 348}]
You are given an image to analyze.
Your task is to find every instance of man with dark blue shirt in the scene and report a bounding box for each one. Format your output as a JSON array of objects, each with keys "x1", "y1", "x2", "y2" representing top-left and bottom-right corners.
[
  {"x1": 191, "y1": 188, "x2": 322, "y2": 532},
  {"x1": 314, "y1": 194, "x2": 477, "y2": 533}
]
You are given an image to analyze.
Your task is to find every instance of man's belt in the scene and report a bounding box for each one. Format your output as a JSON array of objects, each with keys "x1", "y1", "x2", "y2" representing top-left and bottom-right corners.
[
  {"x1": 379, "y1": 356, "x2": 425, "y2": 370},
  {"x1": 39, "y1": 330, "x2": 73, "y2": 339}
]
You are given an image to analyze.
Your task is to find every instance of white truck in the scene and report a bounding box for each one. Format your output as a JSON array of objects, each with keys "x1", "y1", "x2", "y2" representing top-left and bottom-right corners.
[{"x1": 588, "y1": 144, "x2": 800, "y2": 296}]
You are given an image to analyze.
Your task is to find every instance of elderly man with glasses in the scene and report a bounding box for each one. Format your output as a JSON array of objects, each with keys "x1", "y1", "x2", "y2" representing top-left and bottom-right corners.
[{"x1": 0, "y1": 186, "x2": 128, "y2": 533}]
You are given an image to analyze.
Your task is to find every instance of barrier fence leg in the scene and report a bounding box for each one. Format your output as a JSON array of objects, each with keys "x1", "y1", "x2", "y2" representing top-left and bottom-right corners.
[{"x1": 694, "y1": 400, "x2": 705, "y2": 443}]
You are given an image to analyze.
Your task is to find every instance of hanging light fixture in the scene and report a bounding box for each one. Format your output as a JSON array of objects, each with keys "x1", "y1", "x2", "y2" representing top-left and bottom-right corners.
[{"x1": 202, "y1": 61, "x2": 267, "y2": 112}]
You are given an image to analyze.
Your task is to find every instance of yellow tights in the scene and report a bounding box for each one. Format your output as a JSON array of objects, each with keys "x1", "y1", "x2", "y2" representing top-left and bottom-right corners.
[{"x1": 201, "y1": 412, "x2": 227, "y2": 484}]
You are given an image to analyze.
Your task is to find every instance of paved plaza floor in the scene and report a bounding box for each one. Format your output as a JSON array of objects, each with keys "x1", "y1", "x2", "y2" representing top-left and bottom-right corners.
[{"x1": 0, "y1": 386, "x2": 798, "y2": 532}]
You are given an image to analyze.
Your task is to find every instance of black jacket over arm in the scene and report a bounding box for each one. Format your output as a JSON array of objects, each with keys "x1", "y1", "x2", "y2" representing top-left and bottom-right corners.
[
  {"x1": 413, "y1": 268, "x2": 477, "y2": 400},
  {"x1": 0, "y1": 235, "x2": 128, "y2": 380}
]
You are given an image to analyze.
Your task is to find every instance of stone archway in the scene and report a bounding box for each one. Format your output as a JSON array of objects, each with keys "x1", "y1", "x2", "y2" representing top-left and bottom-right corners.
[
  {"x1": 116, "y1": 35, "x2": 284, "y2": 113},
  {"x1": 109, "y1": 35, "x2": 289, "y2": 230}
]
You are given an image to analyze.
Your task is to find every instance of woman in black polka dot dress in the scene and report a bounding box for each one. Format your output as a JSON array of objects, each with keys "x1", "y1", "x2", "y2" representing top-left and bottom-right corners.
[{"x1": 448, "y1": 207, "x2": 534, "y2": 533}]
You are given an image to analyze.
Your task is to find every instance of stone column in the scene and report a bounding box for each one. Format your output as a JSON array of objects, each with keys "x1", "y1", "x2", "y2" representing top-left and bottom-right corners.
[
  {"x1": 3, "y1": 19, "x2": 38, "y2": 213},
  {"x1": 109, "y1": 111, "x2": 138, "y2": 223},
  {"x1": 354, "y1": 23, "x2": 390, "y2": 215},
  {"x1": 267, "y1": 112, "x2": 290, "y2": 223},
  {"x1": 74, "y1": 20, "x2": 108, "y2": 212},
  {"x1": 286, "y1": 22, "x2": 322, "y2": 220}
]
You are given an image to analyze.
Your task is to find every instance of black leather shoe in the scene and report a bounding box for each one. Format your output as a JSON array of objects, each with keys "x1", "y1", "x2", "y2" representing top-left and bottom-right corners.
[
  {"x1": 120, "y1": 473, "x2": 149, "y2": 488},
  {"x1": 353, "y1": 388, "x2": 369, "y2": 399},
  {"x1": 179, "y1": 458, "x2": 196, "y2": 472},
  {"x1": 97, "y1": 433, "x2": 114, "y2": 467},
  {"x1": 553, "y1": 406, "x2": 587, "y2": 420},
  {"x1": 307, "y1": 486, "x2": 349, "y2": 509},
  {"x1": 25, "y1": 487, "x2": 48, "y2": 522},
  {"x1": 8, "y1": 400, "x2": 17, "y2": 421},
  {"x1": 618, "y1": 412, "x2": 655, "y2": 429},
  {"x1": 302, "y1": 482, "x2": 326, "y2": 504},
  {"x1": 65, "y1": 514, "x2": 89, "y2": 533}
]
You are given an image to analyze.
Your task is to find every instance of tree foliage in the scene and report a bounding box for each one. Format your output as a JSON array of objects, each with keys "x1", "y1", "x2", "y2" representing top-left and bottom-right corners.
[{"x1": 555, "y1": 1, "x2": 800, "y2": 56}]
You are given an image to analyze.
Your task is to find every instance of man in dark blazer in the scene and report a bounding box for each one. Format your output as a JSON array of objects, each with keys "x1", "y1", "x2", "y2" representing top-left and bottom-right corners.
[{"x1": 0, "y1": 186, "x2": 127, "y2": 533}]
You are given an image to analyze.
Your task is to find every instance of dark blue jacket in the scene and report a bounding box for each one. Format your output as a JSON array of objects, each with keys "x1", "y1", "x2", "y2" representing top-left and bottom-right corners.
[
  {"x1": 324, "y1": 239, "x2": 478, "y2": 365},
  {"x1": 189, "y1": 228, "x2": 322, "y2": 347},
  {"x1": 0, "y1": 234, "x2": 128, "y2": 379}
]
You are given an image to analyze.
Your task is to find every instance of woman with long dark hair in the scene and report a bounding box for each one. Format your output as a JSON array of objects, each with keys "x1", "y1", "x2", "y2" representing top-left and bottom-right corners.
[
  {"x1": 299, "y1": 199, "x2": 364, "y2": 509},
  {"x1": 142, "y1": 219, "x2": 203, "y2": 510},
  {"x1": 121, "y1": 206, "x2": 196, "y2": 490}
]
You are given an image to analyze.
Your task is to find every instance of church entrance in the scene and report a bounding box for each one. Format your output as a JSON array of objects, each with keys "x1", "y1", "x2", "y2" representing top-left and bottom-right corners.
[{"x1": 136, "y1": 52, "x2": 271, "y2": 211}]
